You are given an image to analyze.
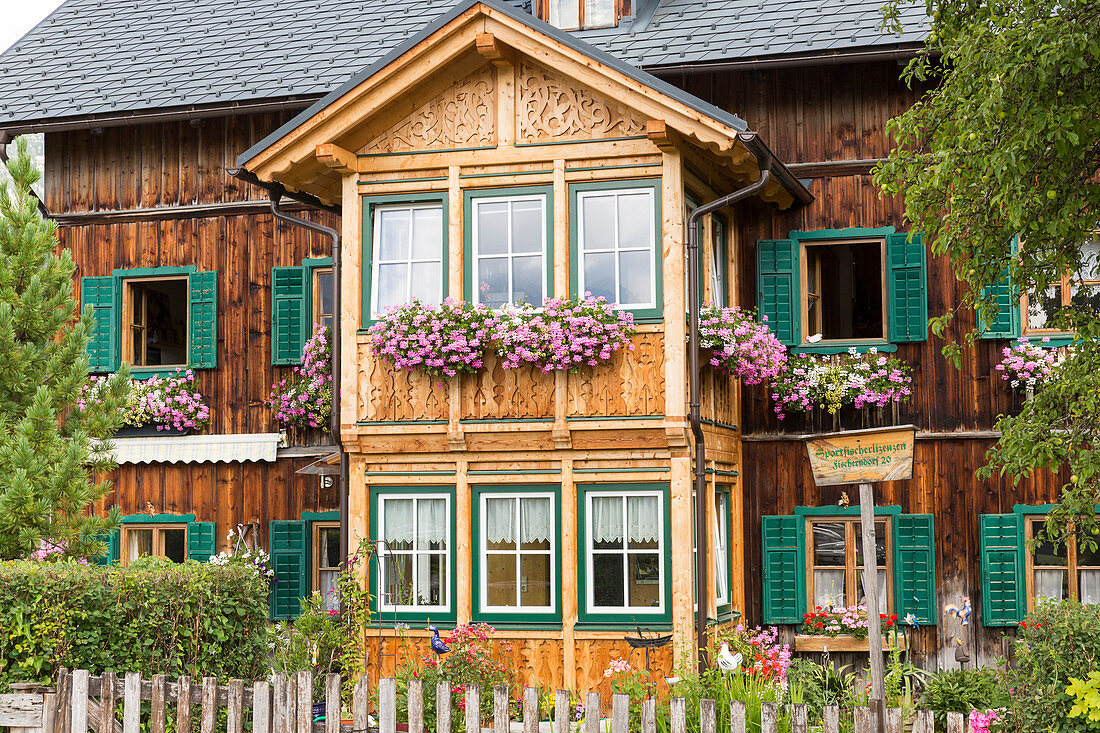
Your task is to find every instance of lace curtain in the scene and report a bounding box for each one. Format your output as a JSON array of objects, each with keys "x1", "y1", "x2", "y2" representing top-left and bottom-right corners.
[
  {"x1": 486, "y1": 497, "x2": 552, "y2": 544},
  {"x1": 383, "y1": 498, "x2": 447, "y2": 546},
  {"x1": 591, "y1": 495, "x2": 660, "y2": 544}
]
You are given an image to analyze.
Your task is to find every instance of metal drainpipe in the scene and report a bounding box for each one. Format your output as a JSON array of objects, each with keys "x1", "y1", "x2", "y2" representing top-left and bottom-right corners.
[
  {"x1": 687, "y1": 165, "x2": 772, "y2": 672},
  {"x1": 266, "y1": 188, "x2": 350, "y2": 584}
]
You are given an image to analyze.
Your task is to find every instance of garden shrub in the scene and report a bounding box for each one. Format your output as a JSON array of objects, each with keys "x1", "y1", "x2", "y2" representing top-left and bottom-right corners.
[
  {"x1": 1001, "y1": 600, "x2": 1100, "y2": 732},
  {"x1": 0, "y1": 558, "x2": 269, "y2": 690},
  {"x1": 918, "y1": 668, "x2": 1009, "y2": 727}
]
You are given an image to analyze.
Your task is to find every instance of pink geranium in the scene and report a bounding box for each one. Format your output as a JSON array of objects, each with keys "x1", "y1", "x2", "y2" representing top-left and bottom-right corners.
[{"x1": 698, "y1": 303, "x2": 787, "y2": 385}]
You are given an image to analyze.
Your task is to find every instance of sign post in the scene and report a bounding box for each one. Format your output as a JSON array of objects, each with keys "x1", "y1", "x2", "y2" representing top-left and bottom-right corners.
[{"x1": 804, "y1": 425, "x2": 916, "y2": 730}]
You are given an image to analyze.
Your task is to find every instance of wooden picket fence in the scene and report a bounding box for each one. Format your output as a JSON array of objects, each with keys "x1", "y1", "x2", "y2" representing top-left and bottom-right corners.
[{"x1": 0, "y1": 669, "x2": 980, "y2": 733}]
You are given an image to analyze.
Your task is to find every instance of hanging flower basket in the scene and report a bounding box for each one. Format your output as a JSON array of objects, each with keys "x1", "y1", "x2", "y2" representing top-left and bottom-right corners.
[
  {"x1": 698, "y1": 303, "x2": 787, "y2": 385},
  {"x1": 269, "y1": 323, "x2": 333, "y2": 431}
]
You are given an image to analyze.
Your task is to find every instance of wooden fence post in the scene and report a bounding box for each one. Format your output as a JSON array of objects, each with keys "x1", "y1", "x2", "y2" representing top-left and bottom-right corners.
[
  {"x1": 436, "y1": 682, "x2": 451, "y2": 733},
  {"x1": 379, "y1": 679, "x2": 396, "y2": 733},
  {"x1": 729, "y1": 701, "x2": 746, "y2": 733},
  {"x1": 822, "y1": 706, "x2": 839, "y2": 733},
  {"x1": 123, "y1": 674, "x2": 141, "y2": 733},
  {"x1": 176, "y1": 677, "x2": 191, "y2": 733},
  {"x1": 759, "y1": 702, "x2": 777, "y2": 733},
  {"x1": 790, "y1": 704, "x2": 806, "y2": 733},
  {"x1": 150, "y1": 675, "x2": 166, "y2": 733},
  {"x1": 253, "y1": 680, "x2": 271, "y2": 733},
  {"x1": 227, "y1": 680, "x2": 244, "y2": 733},
  {"x1": 464, "y1": 686, "x2": 479, "y2": 733},
  {"x1": 641, "y1": 698, "x2": 656, "y2": 733},
  {"x1": 884, "y1": 707, "x2": 902, "y2": 733},
  {"x1": 670, "y1": 697, "x2": 685, "y2": 733},
  {"x1": 285, "y1": 674, "x2": 297, "y2": 733},
  {"x1": 352, "y1": 680, "x2": 370, "y2": 733},
  {"x1": 946, "y1": 712, "x2": 963, "y2": 733},
  {"x1": 553, "y1": 690, "x2": 569, "y2": 733},
  {"x1": 324, "y1": 675, "x2": 340, "y2": 733},
  {"x1": 698, "y1": 698, "x2": 715, "y2": 733},
  {"x1": 853, "y1": 707, "x2": 872, "y2": 733},
  {"x1": 408, "y1": 679, "x2": 424, "y2": 733},
  {"x1": 611, "y1": 694, "x2": 630, "y2": 733},
  {"x1": 493, "y1": 686, "x2": 509, "y2": 733},
  {"x1": 200, "y1": 677, "x2": 217, "y2": 733},
  {"x1": 271, "y1": 675, "x2": 286, "y2": 733},
  {"x1": 523, "y1": 687, "x2": 538, "y2": 733},
  {"x1": 71, "y1": 670, "x2": 89, "y2": 733},
  {"x1": 584, "y1": 693, "x2": 600, "y2": 733},
  {"x1": 912, "y1": 708, "x2": 934, "y2": 733},
  {"x1": 295, "y1": 673, "x2": 312, "y2": 733}
]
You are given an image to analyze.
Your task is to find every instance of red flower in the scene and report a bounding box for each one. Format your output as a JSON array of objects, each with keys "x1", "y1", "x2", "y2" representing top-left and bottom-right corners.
[
  {"x1": 814, "y1": 622, "x2": 824, "y2": 628},
  {"x1": 890, "y1": 614, "x2": 898, "y2": 621}
]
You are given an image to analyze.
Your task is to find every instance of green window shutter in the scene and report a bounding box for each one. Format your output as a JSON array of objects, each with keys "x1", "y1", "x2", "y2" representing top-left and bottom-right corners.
[
  {"x1": 756, "y1": 239, "x2": 798, "y2": 345},
  {"x1": 186, "y1": 521, "x2": 217, "y2": 562},
  {"x1": 188, "y1": 271, "x2": 218, "y2": 368},
  {"x1": 978, "y1": 271, "x2": 1021, "y2": 339},
  {"x1": 94, "y1": 527, "x2": 121, "y2": 566},
  {"x1": 272, "y1": 266, "x2": 307, "y2": 366},
  {"x1": 80, "y1": 276, "x2": 119, "y2": 372},
  {"x1": 269, "y1": 520, "x2": 308, "y2": 620},
  {"x1": 980, "y1": 513, "x2": 1025, "y2": 626},
  {"x1": 893, "y1": 514, "x2": 936, "y2": 624},
  {"x1": 886, "y1": 233, "x2": 928, "y2": 343},
  {"x1": 761, "y1": 514, "x2": 805, "y2": 623}
]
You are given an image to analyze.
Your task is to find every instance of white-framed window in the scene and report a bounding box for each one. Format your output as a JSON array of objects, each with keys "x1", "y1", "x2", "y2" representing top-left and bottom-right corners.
[
  {"x1": 547, "y1": 0, "x2": 617, "y2": 29},
  {"x1": 586, "y1": 490, "x2": 664, "y2": 614},
  {"x1": 710, "y1": 217, "x2": 728, "y2": 308},
  {"x1": 370, "y1": 203, "x2": 444, "y2": 318},
  {"x1": 377, "y1": 493, "x2": 450, "y2": 612},
  {"x1": 479, "y1": 492, "x2": 556, "y2": 613},
  {"x1": 472, "y1": 194, "x2": 547, "y2": 308},
  {"x1": 577, "y1": 188, "x2": 656, "y2": 309},
  {"x1": 714, "y1": 491, "x2": 730, "y2": 607}
]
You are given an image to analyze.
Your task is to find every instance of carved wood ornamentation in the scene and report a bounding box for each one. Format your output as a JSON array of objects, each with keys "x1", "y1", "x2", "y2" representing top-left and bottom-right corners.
[
  {"x1": 361, "y1": 66, "x2": 496, "y2": 154},
  {"x1": 567, "y1": 332, "x2": 665, "y2": 418},
  {"x1": 357, "y1": 344, "x2": 448, "y2": 422},
  {"x1": 517, "y1": 62, "x2": 646, "y2": 143},
  {"x1": 460, "y1": 350, "x2": 555, "y2": 420}
]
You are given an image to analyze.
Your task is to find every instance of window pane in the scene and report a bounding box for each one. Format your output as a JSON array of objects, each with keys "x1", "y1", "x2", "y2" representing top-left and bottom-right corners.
[
  {"x1": 520, "y1": 554, "x2": 552, "y2": 607},
  {"x1": 1081, "y1": 238, "x2": 1100, "y2": 281},
  {"x1": 477, "y1": 202, "x2": 509, "y2": 255},
  {"x1": 384, "y1": 499, "x2": 414, "y2": 551},
  {"x1": 549, "y1": 0, "x2": 580, "y2": 28},
  {"x1": 628, "y1": 554, "x2": 661, "y2": 607},
  {"x1": 319, "y1": 570, "x2": 340, "y2": 611},
  {"x1": 512, "y1": 255, "x2": 542, "y2": 306},
  {"x1": 163, "y1": 529, "x2": 186, "y2": 563},
  {"x1": 1078, "y1": 538, "x2": 1100, "y2": 567},
  {"x1": 1080, "y1": 570, "x2": 1100, "y2": 604},
  {"x1": 519, "y1": 497, "x2": 552, "y2": 550},
  {"x1": 593, "y1": 554, "x2": 624, "y2": 606},
  {"x1": 813, "y1": 569, "x2": 846, "y2": 610},
  {"x1": 584, "y1": 0, "x2": 615, "y2": 27},
  {"x1": 409, "y1": 262, "x2": 441, "y2": 304},
  {"x1": 1033, "y1": 535, "x2": 1068, "y2": 567},
  {"x1": 584, "y1": 252, "x2": 616, "y2": 301},
  {"x1": 315, "y1": 270, "x2": 334, "y2": 318},
  {"x1": 858, "y1": 571, "x2": 888, "y2": 611},
  {"x1": 1028, "y1": 285, "x2": 1063, "y2": 330},
  {"x1": 319, "y1": 527, "x2": 341, "y2": 568},
  {"x1": 617, "y1": 193, "x2": 651, "y2": 250},
  {"x1": 582, "y1": 195, "x2": 616, "y2": 251},
  {"x1": 1035, "y1": 569, "x2": 1068, "y2": 602},
  {"x1": 486, "y1": 553, "x2": 517, "y2": 607},
  {"x1": 411, "y1": 208, "x2": 442, "y2": 260},
  {"x1": 619, "y1": 250, "x2": 651, "y2": 306},
  {"x1": 383, "y1": 554, "x2": 414, "y2": 605},
  {"x1": 627, "y1": 495, "x2": 660, "y2": 549},
  {"x1": 486, "y1": 497, "x2": 516, "y2": 551},
  {"x1": 418, "y1": 499, "x2": 447, "y2": 550},
  {"x1": 478, "y1": 257, "x2": 509, "y2": 308},
  {"x1": 591, "y1": 496, "x2": 623, "y2": 549},
  {"x1": 511, "y1": 201, "x2": 543, "y2": 254},
  {"x1": 812, "y1": 523, "x2": 846, "y2": 566},
  {"x1": 128, "y1": 529, "x2": 153, "y2": 561},
  {"x1": 1070, "y1": 282, "x2": 1100, "y2": 313},
  {"x1": 855, "y1": 522, "x2": 888, "y2": 567},
  {"x1": 417, "y1": 553, "x2": 445, "y2": 606},
  {"x1": 376, "y1": 263, "x2": 408, "y2": 311},
  {"x1": 378, "y1": 209, "x2": 411, "y2": 261}
]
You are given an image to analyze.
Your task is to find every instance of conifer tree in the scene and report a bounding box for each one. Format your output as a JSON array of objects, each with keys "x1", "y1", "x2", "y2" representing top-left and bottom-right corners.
[{"x1": 0, "y1": 137, "x2": 129, "y2": 560}]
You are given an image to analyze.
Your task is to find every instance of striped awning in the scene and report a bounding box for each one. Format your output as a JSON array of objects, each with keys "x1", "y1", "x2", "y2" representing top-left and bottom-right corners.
[{"x1": 110, "y1": 433, "x2": 281, "y2": 464}]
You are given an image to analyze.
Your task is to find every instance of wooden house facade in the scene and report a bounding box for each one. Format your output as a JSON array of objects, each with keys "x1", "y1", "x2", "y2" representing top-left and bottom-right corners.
[{"x1": 0, "y1": 0, "x2": 1075, "y2": 691}]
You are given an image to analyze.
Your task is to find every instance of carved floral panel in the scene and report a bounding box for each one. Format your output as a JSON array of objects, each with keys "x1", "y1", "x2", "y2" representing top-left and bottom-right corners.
[{"x1": 517, "y1": 62, "x2": 646, "y2": 143}]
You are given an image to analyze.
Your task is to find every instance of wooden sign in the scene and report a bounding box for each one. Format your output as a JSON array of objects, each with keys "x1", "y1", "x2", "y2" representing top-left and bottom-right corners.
[{"x1": 804, "y1": 424, "x2": 916, "y2": 486}]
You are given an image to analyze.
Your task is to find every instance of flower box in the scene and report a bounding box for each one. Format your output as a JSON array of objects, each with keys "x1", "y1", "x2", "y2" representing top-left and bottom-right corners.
[
  {"x1": 114, "y1": 424, "x2": 191, "y2": 438},
  {"x1": 794, "y1": 634, "x2": 907, "y2": 653}
]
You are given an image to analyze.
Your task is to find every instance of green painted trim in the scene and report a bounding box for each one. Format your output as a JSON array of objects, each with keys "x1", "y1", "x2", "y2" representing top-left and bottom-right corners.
[
  {"x1": 573, "y1": 467, "x2": 671, "y2": 474},
  {"x1": 301, "y1": 511, "x2": 340, "y2": 522},
  {"x1": 358, "y1": 145, "x2": 496, "y2": 158},
  {"x1": 513, "y1": 135, "x2": 648, "y2": 148},
  {"x1": 358, "y1": 177, "x2": 449, "y2": 185},
  {"x1": 704, "y1": 468, "x2": 739, "y2": 477},
  {"x1": 120, "y1": 512, "x2": 196, "y2": 523},
  {"x1": 468, "y1": 469, "x2": 562, "y2": 475},
  {"x1": 568, "y1": 415, "x2": 664, "y2": 422},
  {"x1": 576, "y1": 482, "x2": 672, "y2": 625},
  {"x1": 700, "y1": 418, "x2": 739, "y2": 430},
  {"x1": 789, "y1": 226, "x2": 897, "y2": 242},
  {"x1": 128, "y1": 368, "x2": 190, "y2": 380},
  {"x1": 569, "y1": 178, "x2": 663, "y2": 321},
  {"x1": 471, "y1": 484, "x2": 563, "y2": 624},
  {"x1": 463, "y1": 185, "x2": 554, "y2": 307},
  {"x1": 355, "y1": 419, "x2": 448, "y2": 426},
  {"x1": 566, "y1": 163, "x2": 657, "y2": 173},
  {"x1": 369, "y1": 485, "x2": 458, "y2": 624},
  {"x1": 460, "y1": 170, "x2": 553, "y2": 179},
  {"x1": 112, "y1": 265, "x2": 197, "y2": 278},
  {"x1": 793, "y1": 343, "x2": 898, "y2": 355},
  {"x1": 573, "y1": 622, "x2": 674, "y2": 632},
  {"x1": 459, "y1": 418, "x2": 556, "y2": 424},
  {"x1": 1012, "y1": 503, "x2": 1100, "y2": 515},
  {"x1": 1019, "y1": 335, "x2": 1076, "y2": 348},
  {"x1": 794, "y1": 504, "x2": 903, "y2": 517},
  {"x1": 361, "y1": 192, "x2": 449, "y2": 326},
  {"x1": 366, "y1": 470, "x2": 457, "y2": 476}
]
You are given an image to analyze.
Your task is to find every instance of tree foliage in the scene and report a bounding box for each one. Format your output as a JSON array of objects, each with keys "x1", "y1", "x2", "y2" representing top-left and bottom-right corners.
[
  {"x1": 874, "y1": 0, "x2": 1100, "y2": 546},
  {"x1": 0, "y1": 137, "x2": 130, "y2": 560}
]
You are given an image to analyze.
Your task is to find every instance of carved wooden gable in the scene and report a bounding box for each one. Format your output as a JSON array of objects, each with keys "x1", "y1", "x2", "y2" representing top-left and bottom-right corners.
[
  {"x1": 517, "y1": 60, "x2": 646, "y2": 143},
  {"x1": 361, "y1": 65, "x2": 496, "y2": 154}
]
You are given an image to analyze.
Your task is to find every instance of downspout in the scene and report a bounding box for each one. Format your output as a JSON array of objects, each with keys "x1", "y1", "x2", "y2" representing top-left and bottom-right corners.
[
  {"x1": 225, "y1": 167, "x2": 349, "y2": 585},
  {"x1": 687, "y1": 161, "x2": 773, "y2": 672}
]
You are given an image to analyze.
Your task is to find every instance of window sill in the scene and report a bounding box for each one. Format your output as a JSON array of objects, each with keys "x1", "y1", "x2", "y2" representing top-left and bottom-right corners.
[
  {"x1": 792, "y1": 342, "x2": 897, "y2": 355},
  {"x1": 793, "y1": 634, "x2": 906, "y2": 653},
  {"x1": 127, "y1": 367, "x2": 193, "y2": 380},
  {"x1": 1018, "y1": 334, "x2": 1075, "y2": 348}
]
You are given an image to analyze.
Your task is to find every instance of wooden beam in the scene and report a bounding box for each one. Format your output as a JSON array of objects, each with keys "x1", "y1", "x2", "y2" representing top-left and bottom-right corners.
[
  {"x1": 315, "y1": 143, "x2": 356, "y2": 173},
  {"x1": 475, "y1": 32, "x2": 508, "y2": 64},
  {"x1": 646, "y1": 120, "x2": 671, "y2": 149}
]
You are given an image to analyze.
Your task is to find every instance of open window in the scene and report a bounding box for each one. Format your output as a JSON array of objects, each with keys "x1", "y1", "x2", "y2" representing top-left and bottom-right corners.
[
  {"x1": 802, "y1": 240, "x2": 886, "y2": 343},
  {"x1": 121, "y1": 523, "x2": 187, "y2": 564},
  {"x1": 123, "y1": 277, "x2": 189, "y2": 368}
]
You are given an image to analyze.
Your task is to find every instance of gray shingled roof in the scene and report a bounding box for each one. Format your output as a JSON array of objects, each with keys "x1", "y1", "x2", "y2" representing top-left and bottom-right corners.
[{"x1": 0, "y1": 0, "x2": 928, "y2": 127}]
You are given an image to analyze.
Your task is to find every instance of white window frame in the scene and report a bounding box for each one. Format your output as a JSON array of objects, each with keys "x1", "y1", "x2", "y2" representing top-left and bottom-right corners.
[
  {"x1": 369, "y1": 202, "x2": 445, "y2": 319},
  {"x1": 577, "y1": 187, "x2": 657, "y2": 310},
  {"x1": 478, "y1": 491, "x2": 558, "y2": 614},
  {"x1": 377, "y1": 493, "x2": 451, "y2": 613},
  {"x1": 471, "y1": 194, "x2": 548, "y2": 309},
  {"x1": 710, "y1": 217, "x2": 727, "y2": 308},
  {"x1": 585, "y1": 489, "x2": 665, "y2": 615}
]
